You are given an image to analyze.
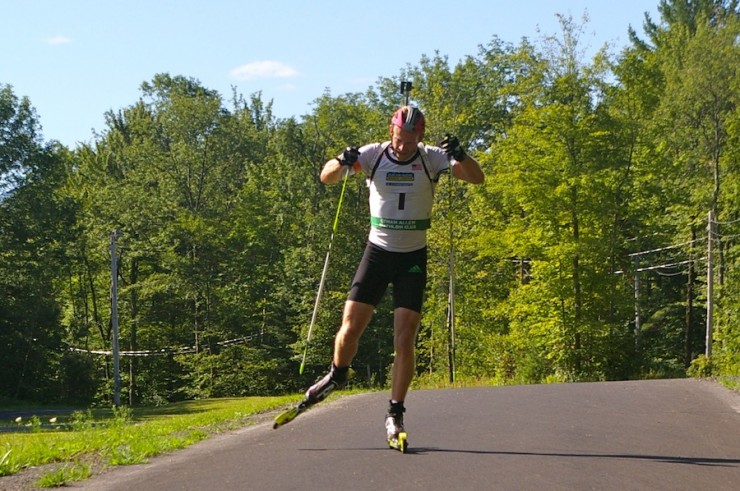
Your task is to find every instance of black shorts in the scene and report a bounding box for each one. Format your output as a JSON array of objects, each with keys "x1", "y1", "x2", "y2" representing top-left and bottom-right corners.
[{"x1": 348, "y1": 242, "x2": 427, "y2": 313}]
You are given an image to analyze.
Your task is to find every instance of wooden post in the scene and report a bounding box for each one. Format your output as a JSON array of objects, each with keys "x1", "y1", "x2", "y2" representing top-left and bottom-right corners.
[
  {"x1": 706, "y1": 211, "x2": 714, "y2": 358},
  {"x1": 633, "y1": 256, "x2": 641, "y2": 348},
  {"x1": 110, "y1": 230, "x2": 122, "y2": 407}
]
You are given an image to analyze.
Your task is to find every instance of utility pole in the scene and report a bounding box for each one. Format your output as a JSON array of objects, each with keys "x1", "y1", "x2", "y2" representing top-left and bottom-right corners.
[
  {"x1": 633, "y1": 255, "x2": 641, "y2": 348},
  {"x1": 685, "y1": 224, "x2": 696, "y2": 367},
  {"x1": 706, "y1": 211, "x2": 714, "y2": 358},
  {"x1": 110, "y1": 230, "x2": 122, "y2": 407}
]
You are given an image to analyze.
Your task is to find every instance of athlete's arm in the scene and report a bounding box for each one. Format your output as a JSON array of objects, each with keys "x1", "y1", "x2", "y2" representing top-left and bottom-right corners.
[
  {"x1": 320, "y1": 158, "x2": 349, "y2": 184},
  {"x1": 451, "y1": 154, "x2": 485, "y2": 184},
  {"x1": 439, "y1": 134, "x2": 484, "y2": 184},
  {"x1": 320, "y1": 147, "x2": 361, "y2": 184},
  {"x1": 320, "y1": 158, "x2": 362, "y2": 184}
]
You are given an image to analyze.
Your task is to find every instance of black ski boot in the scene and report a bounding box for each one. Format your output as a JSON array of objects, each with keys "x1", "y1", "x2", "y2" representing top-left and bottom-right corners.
[
  {"x1": 304, "y1": 363, "x2": 349, "y2": 406},
  {"x1": 273, "y1": 363, "x2": 349, "y2": 429}
]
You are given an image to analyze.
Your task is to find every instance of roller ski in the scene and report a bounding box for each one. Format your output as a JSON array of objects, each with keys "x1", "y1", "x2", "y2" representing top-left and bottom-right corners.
[
  {"x1": 273, "y1": 363, "x2": 348, "y2": 429},
  {"x1": 273, "y1": 400, "x2": 309, "y2": 429},
  {"x1": 388, "y1": 431, "x2": 408, "y2": 453},
  {"x1": 385, "y1": 401, "x2": 409, "y2": 453}
]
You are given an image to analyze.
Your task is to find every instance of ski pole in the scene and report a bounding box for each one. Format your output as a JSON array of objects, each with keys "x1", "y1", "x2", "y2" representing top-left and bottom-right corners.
[{"x1": 299, "y1": 165, "x2": 351, "y2": 375}]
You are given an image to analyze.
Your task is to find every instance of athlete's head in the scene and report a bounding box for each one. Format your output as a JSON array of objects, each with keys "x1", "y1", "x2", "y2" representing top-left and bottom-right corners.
[{"x1": 389, "y1": 106, "x2": 425, "y2": 160}]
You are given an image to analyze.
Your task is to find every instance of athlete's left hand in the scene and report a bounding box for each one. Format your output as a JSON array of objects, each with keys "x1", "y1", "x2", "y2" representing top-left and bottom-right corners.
[{"x1": 440, "y1": 134, "x2": 466, "y2": 161}]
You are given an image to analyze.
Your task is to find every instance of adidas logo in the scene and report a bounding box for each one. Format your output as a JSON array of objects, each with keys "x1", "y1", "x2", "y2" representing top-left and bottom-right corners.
[{"x1": 408, "y1": 265, "x2": 422, "y2": 273}]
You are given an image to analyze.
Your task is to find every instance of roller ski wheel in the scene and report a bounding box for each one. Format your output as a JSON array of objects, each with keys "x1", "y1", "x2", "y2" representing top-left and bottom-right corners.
[{"x1": 388, "y1": 431, "x2": 408, "y2": 453}]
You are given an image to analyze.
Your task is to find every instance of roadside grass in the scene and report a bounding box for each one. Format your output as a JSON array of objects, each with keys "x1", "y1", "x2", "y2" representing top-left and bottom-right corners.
[
  {"x1": 2, "y1": 373, "x2": 734, "y2": 488},
  {"x1": 0, "y1": 394, "x2": 302, "y2": 487},
  {"x1": 35, "y1": 462, "x2": 92, "y2": 488},
  {"x1": 718, "y1": 375, "x2": 740, "y2": 392},
  {"x1": 0, "y1": 374, "x2": 481, "y2": 488}
]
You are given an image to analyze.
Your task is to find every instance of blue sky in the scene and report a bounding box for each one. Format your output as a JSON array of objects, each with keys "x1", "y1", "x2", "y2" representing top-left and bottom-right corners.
[{"x1": 2, "y1": 1, "x2": 660, "y2": 148}]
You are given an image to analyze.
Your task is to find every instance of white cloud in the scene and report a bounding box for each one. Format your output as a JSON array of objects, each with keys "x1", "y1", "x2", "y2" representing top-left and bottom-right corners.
[
  {"x1": 46, "y1": 35, "x2": 72, "y2": 45},
  {"x1": 229, "y1": 61, "x2": 298, "y2": 81}
]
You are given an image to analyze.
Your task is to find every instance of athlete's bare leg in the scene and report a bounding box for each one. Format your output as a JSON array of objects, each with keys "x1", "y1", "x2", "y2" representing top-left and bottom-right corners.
[
  {"x1": 390, "y1": 307, "x2": 421, "y2": 402},
  {"x1": 332, "y1": 300, "x2": 375, "y2": 367}
]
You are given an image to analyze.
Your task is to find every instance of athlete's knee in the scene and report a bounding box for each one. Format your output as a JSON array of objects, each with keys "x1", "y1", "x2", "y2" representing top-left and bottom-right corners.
[
  {"x1": 394, "y1": 334, "x2": 416, "y2": 355},
  {"x1": 393, "y1": 325, "x2": 418, "y2": 354},
  {"x1": 336, "y1": 323, "x2": 362, "y2": 346},
  {"x1": 338, "y1": 301, "x2": 374, "y2": 340}
]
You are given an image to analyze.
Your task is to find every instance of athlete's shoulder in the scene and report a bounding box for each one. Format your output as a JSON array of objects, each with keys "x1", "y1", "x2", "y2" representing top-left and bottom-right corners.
[
  {"x1": 358, "y1": 142, "x2": 389, "y2": 169},
  {"x1": 359, "y1": 142, "x2": 388, "y2": 154},
  {"x1": 418, "y1": 143, "x2": 449, "y2": 169},
  {"x1": 420, "y1": 142, "x2": 445, "y2": 157}
]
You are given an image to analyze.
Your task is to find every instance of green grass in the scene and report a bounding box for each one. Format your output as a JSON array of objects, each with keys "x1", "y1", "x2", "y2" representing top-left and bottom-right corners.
[
  {"x1": 0, "y1": 394, "x2": 302, "y2": 487},
  {"x1": 3, "y1": 374, "x2": 734, "y2": 488},
  {"x1": 718, "y1": 375, "x2": 740, "y2": 392},
  {"x1": 35, "y1": 463, "x2": 92, "y2": 487}
]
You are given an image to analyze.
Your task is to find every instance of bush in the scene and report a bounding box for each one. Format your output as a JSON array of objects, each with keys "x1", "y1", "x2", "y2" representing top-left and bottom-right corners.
[{"x1": 687, "y1": 355, "x2": 713, "y2": 378}]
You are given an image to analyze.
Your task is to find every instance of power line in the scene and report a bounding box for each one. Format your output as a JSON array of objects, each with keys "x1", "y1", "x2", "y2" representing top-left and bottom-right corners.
[
  {"x1": 628, "y1": 239, "x2": 703, "y2": 258},
  {"x1": 654, "y1": 269, "x2": 690, "y2": 277},
  {"x1": 635, "y1": 257, "x2": 705, "y2": 273},
  {"x1": 615, "y1": 256, "x2": 706, "y2": 275},
  {"x1": 710, "y1": 231, "x2": 740, "y2": 240},
  {"x1": 712, "y1": 217, "x2": 740, "y2": 225},
  {"x1": 67, "y1": 335, "x2": 253, "y2": 357}
]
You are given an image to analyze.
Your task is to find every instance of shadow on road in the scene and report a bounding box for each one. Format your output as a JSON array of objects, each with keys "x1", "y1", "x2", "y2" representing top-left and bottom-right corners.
[{"x1": 298, "y1": 447, "x2": 740, "y2": 467}]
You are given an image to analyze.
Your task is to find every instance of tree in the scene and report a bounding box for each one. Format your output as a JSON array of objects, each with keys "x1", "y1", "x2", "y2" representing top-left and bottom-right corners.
[
  {"x1": 472, "y1": 14, "x2": 638, "y2": 382},
  {"x1": 1, "y1": 85, "x2": 81, "y2": 402},
  {"x1": 66, "y1": 75, "x2": 295, "y2": 403},
  {"x1": 626, "y1": 0, "x2": 739, "y2": 376}
]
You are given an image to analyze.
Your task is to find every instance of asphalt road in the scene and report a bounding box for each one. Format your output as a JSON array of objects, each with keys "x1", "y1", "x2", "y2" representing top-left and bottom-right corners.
[{"x1": 72, "y1": 379, "x2": 739, "y2": 491}]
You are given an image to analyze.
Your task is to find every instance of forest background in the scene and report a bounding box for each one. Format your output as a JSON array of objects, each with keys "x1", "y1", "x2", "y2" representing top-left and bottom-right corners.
[{"x1": 1, "y1": 0, "x2": 738, "y2": 407}]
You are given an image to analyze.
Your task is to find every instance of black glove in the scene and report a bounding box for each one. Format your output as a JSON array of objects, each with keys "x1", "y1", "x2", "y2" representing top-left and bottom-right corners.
[
  {"x1": 440, "y1": 134, "x2": 466, "y2": 161},
  {"x1": 338, "y1": 146, "x2": 360, "y2": 166}
]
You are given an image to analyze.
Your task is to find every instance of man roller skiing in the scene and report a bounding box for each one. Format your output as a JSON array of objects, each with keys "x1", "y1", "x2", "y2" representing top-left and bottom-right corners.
[{"x1": 294, "y1": 105, "x2": 483, "y2": 450}]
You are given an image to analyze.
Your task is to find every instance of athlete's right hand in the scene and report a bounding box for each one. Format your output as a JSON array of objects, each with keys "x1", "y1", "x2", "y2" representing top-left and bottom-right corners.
[{"x1": 338, "y1": 146, "x2": 360, "y2": 166}]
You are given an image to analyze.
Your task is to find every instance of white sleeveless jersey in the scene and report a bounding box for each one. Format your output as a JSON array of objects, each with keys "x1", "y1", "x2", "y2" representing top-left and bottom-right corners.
[{"x1": 356, "y1": 142, "x2": 450, "y2": 253}]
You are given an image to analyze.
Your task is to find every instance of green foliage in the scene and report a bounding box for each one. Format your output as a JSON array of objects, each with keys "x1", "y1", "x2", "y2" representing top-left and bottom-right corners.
[
  {"x1": 0, "y1": 85, "x2": 76, "y2": 403},
  {"x1": 0, "y1": 396, "x2": 299, "y2": 484},
  {"x1": 36, "y1": 463, "x2": 92, "y2": 488},
  {"x1": 175, "y1": 345, "x2": 293, "y2": 398},
  {"x1": 69, "y1": 409, "x2": 95, "y2": 431},
  {"x1": 687, "y1": 354, "x2": 714, "y2": 378},
  {"x1": 0, "y1": 1, "x2": 738, "y2": 404}
]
